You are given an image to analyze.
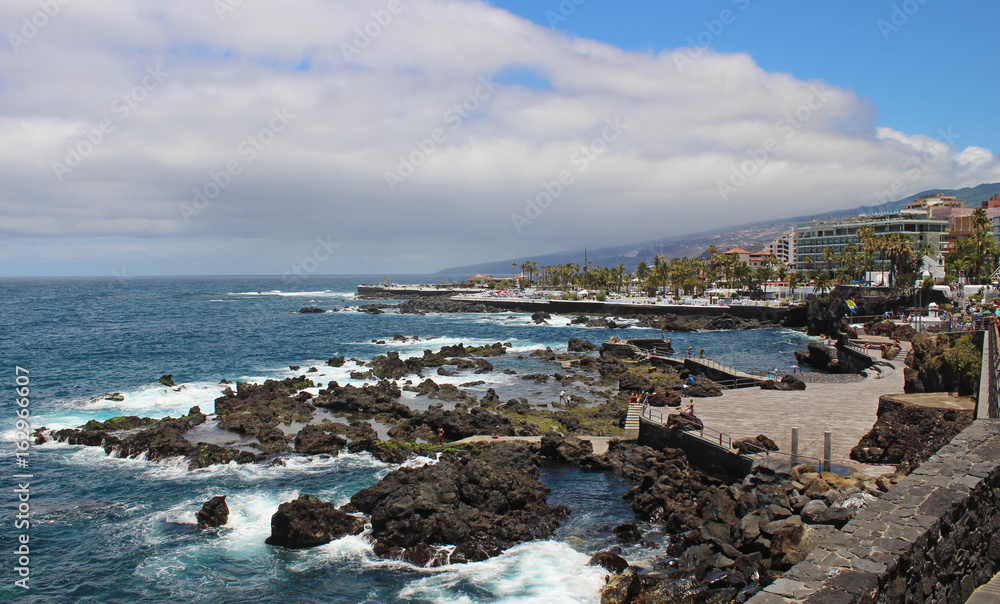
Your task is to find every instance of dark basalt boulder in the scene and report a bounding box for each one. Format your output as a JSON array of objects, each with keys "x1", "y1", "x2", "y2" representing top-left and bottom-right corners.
[
  {"x1": 618, "y1": 372, "x2": 652, "y2": 393},
  {"x1": 159, "y1": 374, "x2": 175, "y2": 387},
  {"x1": 687, "y1": 378, "x2": 723, "y2": 398},
  {"x1": 539, "y1": 432, "x2": 594, "y2": 464},
  {"x1": 589, "y1": 549, "x2": 630, "y2": 573},
  {"x1": 266, "y1": 495, "x2": 365, "y2": 549},
  {"x1": 327, "y1": 356, "x2": 346, "y2": 367},
  {"x1": 531, "y1": 311, "x2": 551, "y2": 324},
  {"x1": 794, "y1": 342, "x2": 836, "y2": 372},
  {"x1": 666, "y1": 411, "x2": 703, "y2": 431},
  {"x1": 759, "y1": 375, "x2": 806, "y2": 391},
  {"x1": 294, "y1": 424, "x2": 348, "y2": 455},
  {"x1": 646, "y1": 391, "x2": 681, "y2": 407},
  {"x1": 732, "y1": 434, "x2": 779, "y2": 455},
  {"x1": 196, "y1": 495, "x2": 229, "y2": 528},
  {"x1": 349, "y1": 443, "x2": 569, "y2": 564},
  {"x1": 567, "y1": 337, "x2": 598, "y2": 352},
  {"x1": 298, "y1": 306, "x2": 326, "y2": 313},
  {"x1": 613, "y1": 523, "x2": 642, "y2": 545}
]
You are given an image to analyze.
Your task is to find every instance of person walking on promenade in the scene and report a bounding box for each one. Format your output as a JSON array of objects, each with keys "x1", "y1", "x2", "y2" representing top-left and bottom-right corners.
[
  {"x1": 699, "y1": 347, "x2": 704, "y2": 358},
  {"x1": 687, "y1": 345, "x2": 693, "y2": 357}
]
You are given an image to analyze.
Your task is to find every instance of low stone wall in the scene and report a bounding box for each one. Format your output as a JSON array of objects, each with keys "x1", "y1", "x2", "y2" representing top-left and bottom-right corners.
[
  {"x1": 638, "y1": 416, "x2": 754, "y2": 482},
  {"x1": 749, "y1": 420, "x2": 1000, "y2": 603}
]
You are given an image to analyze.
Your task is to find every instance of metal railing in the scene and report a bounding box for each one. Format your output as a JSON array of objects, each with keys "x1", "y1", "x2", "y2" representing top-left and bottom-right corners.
[
  {"x1": 641, "y1": 408, "x2": 836, "y2": 471},
  {"x1": 988, "y1": 320, "x2": 1000, "y2": 419}
]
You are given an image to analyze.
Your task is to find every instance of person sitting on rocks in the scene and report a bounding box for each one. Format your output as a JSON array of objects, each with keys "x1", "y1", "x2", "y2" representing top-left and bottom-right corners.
[{"x1": 629, "y1": 392, "x2": 638, "y2": 404}]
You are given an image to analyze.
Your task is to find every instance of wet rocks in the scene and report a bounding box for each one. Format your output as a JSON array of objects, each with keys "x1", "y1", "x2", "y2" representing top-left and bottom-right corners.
[
  {"x1": 266, "y1": 495, "x2": 365, "y2": 549},
  {"x1": 388, "y1": 404, "x2": 540, "y2": 441},
  {"x1": 158, "y1": 374, "x2": 175, "y2": 387},
  {"x1": 567, "y1": 337, "x2": 598, "y2": 352},
  {"x1": 327, "y1": 356, "x2": 346, "y2": 367},
  {"x1": 531, "y1": 311, "x2": 551, "y2": 324},
  {"x1": 196, "y1": 495, "x2": 229, "y2": 528},
  {"x1": 213, "y1": 378, "x2": 317, "y2": 452},
  {"x1": 298, "y1": 306, "x2": 326, "y2": 313},
  {"x1": 294, "y1": 424, "x2": 348, "y2": 455},
  {"x1": 348, "y1": 442, "x2": 569, "y2": 564},
  {"x1": 314, "y1": 380, "x2": 413, "y2": 421}
]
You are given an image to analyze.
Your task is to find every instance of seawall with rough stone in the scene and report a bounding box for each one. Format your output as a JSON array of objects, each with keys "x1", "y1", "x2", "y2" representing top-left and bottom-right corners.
[{"x1": 748, "y1": 419, "x2": 1000, "y2": 603}]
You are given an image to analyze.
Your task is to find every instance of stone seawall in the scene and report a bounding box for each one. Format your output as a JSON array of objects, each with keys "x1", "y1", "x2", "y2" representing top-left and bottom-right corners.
[
  {"x1": 749, "y1": 420, "x2": 1000, "y2": 603},
  {"x1": 638, "y1": 416, "x2": 754, "y2": 482},
  {"x1": 458, "y1": 297, "x2": 789, "y2": 323}
]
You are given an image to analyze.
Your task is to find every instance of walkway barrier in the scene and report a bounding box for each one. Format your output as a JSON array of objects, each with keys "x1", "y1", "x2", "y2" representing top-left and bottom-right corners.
[
  {"x1": 640, "y1": 407, "x2": 835, "y2": 471},
  {"x1": 985, "y1": 320, "x2": 1000, "y2": 419}
]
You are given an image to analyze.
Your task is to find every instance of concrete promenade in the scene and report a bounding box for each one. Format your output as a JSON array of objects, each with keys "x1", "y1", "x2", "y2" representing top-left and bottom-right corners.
[{"x1": 652, "y1": 336, "x2": 910, "y2": 473}]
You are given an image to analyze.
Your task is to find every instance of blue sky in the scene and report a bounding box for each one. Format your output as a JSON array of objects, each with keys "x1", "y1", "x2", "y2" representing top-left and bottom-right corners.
[
  {"x1": 1, "y1": 0, "x2": 999, "y2": 276},
  {"x1": 490, "y1": 0, "x2": 999, "y2": 151}
]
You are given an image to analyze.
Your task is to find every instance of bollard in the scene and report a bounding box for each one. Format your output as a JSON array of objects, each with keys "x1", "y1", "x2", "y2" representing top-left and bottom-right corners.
[
  {"x1": 823, "y1": 431, "x2": 832, "y2": 472},
  {"x1": 791, "y1": 427, "x2": 799, "y2": 466}
]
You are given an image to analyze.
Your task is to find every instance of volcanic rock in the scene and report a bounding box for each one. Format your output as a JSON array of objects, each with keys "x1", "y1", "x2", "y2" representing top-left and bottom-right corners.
[
  {"x1": 196, "y1": 495, "x2": 229, "y2": 528},
  {"x1": 349, "y1": 442, "x2": 569, "y2": 564},
  {"x1": 266, "y1": 494, "x2": 365, "y2": 549}
]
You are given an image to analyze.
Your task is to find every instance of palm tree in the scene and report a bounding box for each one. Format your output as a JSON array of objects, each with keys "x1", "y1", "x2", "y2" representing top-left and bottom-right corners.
[
  {"x1": 811, "y1": 269, "x2": 832, "y2": 296},
  {"x1": 787, "y1": 271, "x2": 803, "y2": 301}
]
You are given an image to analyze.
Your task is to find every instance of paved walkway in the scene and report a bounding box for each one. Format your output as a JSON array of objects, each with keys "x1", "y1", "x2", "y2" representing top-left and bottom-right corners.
[{"x1": 650, "y1": 337, "x2": 911, "y2": 474}]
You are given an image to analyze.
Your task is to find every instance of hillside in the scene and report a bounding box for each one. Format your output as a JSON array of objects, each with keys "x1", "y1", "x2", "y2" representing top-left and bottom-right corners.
[{"x1": 438, "y1": 183, "x2": 1000, "y2": 275}]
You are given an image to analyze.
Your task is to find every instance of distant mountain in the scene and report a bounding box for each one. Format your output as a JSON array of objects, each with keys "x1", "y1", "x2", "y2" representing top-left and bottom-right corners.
[{"x1": 437, "y1": 183, "x2": 1000, "y2": 275}]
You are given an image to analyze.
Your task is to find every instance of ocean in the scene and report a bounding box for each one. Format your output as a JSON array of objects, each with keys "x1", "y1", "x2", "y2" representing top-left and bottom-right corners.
[{"x1": 0, "y1": 275, "x2": 817, "y2": 603}]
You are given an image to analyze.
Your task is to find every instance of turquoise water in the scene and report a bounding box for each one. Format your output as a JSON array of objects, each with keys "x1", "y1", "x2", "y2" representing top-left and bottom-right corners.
[{"x1": 0, "y1": 276, "x2": 816, "y2": 603}]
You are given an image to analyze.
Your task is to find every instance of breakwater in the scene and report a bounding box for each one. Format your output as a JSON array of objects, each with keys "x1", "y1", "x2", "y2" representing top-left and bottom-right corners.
[
  {"x1": 448, "y1": 296, "x2": 788, "y2": 323},
  {"x1": 748, "y1": 419, "x2": 1000, "y2": 603}
]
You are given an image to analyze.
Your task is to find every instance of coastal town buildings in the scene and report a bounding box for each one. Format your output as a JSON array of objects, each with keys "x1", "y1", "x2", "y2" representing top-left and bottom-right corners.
[
  {"x1": 791, "y1": 209, "x2": 948, "y2": 271},
  {"x1": 935, "y1": 194, "x2": 1000, "y2": 251},
  {"x1": 763, "y1": 232, "x2": 795, "y2": 268}
]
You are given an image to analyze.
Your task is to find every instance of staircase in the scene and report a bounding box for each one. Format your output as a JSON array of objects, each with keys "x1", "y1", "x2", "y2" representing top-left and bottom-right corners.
[{"x1": 624, "y1": 402, "x2": 643, "y2": 439}]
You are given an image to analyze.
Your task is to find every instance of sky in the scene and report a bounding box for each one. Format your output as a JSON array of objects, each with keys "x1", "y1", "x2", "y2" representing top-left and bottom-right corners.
[{"x1": 1, "y1": 0, "x2": 999, "y2": 277}]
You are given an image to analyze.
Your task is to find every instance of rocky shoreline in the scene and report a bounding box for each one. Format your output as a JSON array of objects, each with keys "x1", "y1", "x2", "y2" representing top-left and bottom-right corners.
[{"x1": 37, "y1": 323, "x2": 970, "y2": 603}]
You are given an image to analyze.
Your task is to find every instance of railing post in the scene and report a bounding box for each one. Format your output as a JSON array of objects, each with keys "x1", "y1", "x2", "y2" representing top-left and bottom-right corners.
[
  {"x1": 823, "y1": 432, "x2": 832, "y2": 472},
  {"x1": 791, "y1": 427, "x2": 799, "y2": 466}
]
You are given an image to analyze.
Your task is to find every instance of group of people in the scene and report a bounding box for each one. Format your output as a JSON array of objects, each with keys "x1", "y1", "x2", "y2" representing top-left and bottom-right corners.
[{"x1": 629, "y1": 390, "x2": 694, "y2": 414}]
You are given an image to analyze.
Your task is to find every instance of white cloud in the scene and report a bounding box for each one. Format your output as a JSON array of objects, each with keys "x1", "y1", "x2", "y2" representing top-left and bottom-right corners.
[{"x1": 1, "y1": 0, "x2": 998, "y2": 274}]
